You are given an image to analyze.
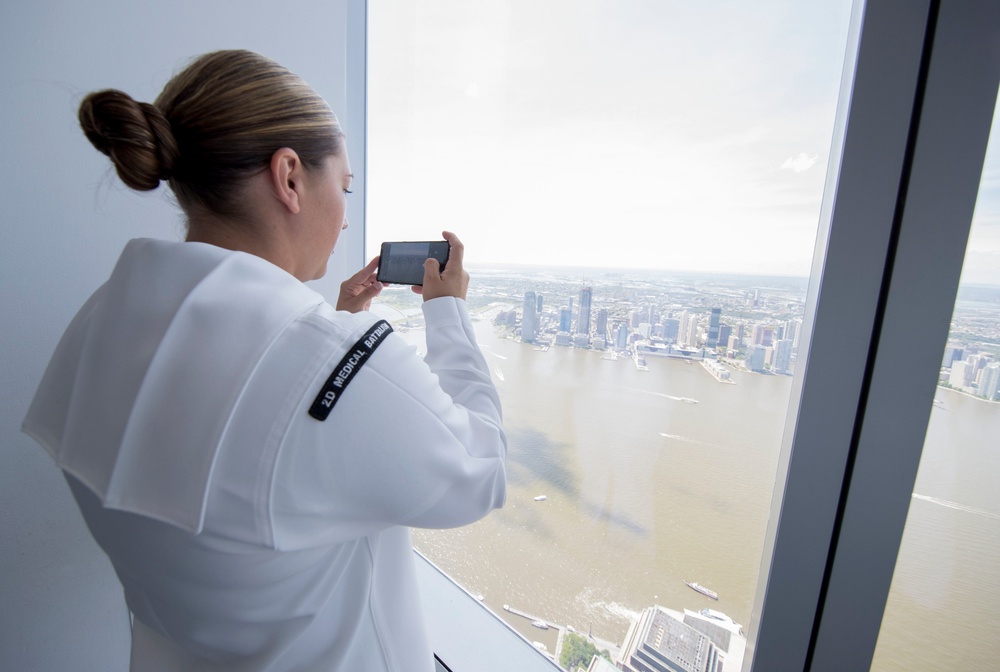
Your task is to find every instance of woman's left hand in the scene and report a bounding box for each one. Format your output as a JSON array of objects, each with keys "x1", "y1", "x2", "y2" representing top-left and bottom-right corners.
[{"x1": 336, "y1": 256, "x2": 383, "y2": 313}]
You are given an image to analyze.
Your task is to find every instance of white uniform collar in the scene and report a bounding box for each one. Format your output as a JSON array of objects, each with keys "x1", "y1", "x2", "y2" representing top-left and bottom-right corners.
[{"x1": 23, "y1": 238, "x2": 323, "y2": 533}]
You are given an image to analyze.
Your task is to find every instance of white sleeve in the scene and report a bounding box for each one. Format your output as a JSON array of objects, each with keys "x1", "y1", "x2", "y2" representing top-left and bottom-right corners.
[{"x1": 271, "y1": 298, "x2": 507, "y2": 549}]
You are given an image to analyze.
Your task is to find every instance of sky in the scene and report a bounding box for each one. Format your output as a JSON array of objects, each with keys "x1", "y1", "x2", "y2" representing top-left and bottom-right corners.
[{"x1": 365, "y1": 0, "x2": 1000, "y2": 284}]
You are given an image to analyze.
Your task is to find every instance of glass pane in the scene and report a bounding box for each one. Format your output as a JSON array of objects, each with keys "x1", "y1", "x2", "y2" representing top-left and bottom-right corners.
[
  {"x1": 871, "y1": 89, "x2": 1000, "y2": 671},
  {"x1": 368, "y1": 1, "x2": 852, "y2": 667}
]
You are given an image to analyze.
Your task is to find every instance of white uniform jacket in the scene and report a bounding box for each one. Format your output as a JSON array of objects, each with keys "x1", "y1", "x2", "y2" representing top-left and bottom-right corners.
[{"x1": 22, "y1": 238, "x2": 507, "y2": 672}]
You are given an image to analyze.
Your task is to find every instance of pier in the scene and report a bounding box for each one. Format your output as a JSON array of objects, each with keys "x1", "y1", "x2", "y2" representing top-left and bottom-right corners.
[{"x1": 501, "y1": 603, "x2": 621, "y2": 665}]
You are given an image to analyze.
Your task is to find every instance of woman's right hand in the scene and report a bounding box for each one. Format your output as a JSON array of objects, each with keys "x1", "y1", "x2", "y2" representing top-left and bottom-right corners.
[{"x1": 415, "y1": 231, "x2": 470, "y2": 301}]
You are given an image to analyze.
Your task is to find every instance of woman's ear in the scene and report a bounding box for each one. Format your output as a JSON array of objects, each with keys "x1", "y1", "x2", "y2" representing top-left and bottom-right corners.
[{"x1": 269, "y1": 148, "x2": 303, "y2": 214}]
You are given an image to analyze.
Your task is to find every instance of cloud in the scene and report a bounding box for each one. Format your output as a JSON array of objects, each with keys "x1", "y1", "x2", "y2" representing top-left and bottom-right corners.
[{"x1": 781, "y1": 152, "x2": 820, "y2": 173}]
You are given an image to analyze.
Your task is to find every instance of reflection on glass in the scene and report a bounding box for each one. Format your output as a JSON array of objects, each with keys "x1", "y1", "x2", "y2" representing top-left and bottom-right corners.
[
  {"x1": 368, "y1": 1, "x2": 852, "y2": 668},
  {"x1": 871, "y1": 92, "x2": 1000, "y2": 671}
]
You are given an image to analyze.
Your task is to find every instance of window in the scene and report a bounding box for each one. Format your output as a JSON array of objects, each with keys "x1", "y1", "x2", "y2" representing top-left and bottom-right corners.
[
  {"x1": 353, "y1": 1, "x2": 1000, "y2": 669},
  {"x1": 870, "y1": 90, "x2": 1000, "y2": 671},
  {"x1": 366, "y1": 1, "x2": 852, "y2": 667}
]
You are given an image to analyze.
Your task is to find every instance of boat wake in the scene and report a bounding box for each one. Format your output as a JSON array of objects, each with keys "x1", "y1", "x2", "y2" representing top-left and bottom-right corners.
[
  {"x1": 629, "y1": 388, "x2": 700, "y2": 405},
  {"x1": 912, "y1": 493, "x2": 1000, "y2": 520},
  {"x1": 659, "y1": 433, "x2": 699, "y2": 444}
]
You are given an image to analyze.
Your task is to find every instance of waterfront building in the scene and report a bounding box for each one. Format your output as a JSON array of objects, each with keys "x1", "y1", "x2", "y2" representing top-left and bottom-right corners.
[
  {"x1": 949, "y1": 360, "x2": 971, "y2": 389},
  {"x1": 746, "y1": 344, "x2": 767, "y2": 372},
  {"x1": 774, "y1": 339, "x2": 793, "y2": 375},
  {"x1": 980, "y1": 362, "x2": 1000, "y2": 400},
  {"x1": 661, "y1": 318, "x2": 680, "y2": 343},
  {"x1": 616, "y1": 323, "x2": 630, "y2": 351},
  {"x1": 727, "y1": 335, "x2": 741, "y2": 353},
  {"x1": 522, "y1": 291, "x2": 537, "y2": 343},
  {"x1": 751, "y1": 324, "x2": 774, "y2": 347},
  {"x1": 942, "y1": 345, "x2": 964, "y2": 368},
  {"x1": 684, "y1": 315, "x2": 700, "y2": 348},
  {"x1": 707, "y1": 308, "x2": 721, "y2": 348},
  {"x1": 617, "y1": 605, "x2": 747, "y2": 672},
  {"x1": 578, "y1": 287, "x2": 592, "y2": 335},
  {"x1": 718, "y1": 324, "x2": 732, "y2": 350},
  {"x1": 596, "y1": 308, "x2": 609, "y2": 342},
  {"x1": 617, "y1": 606, "x2": 721, "y2": 672},
  {"x1": 785, "y1": 318, "x2": 802, "y2": 348},
  {"x1": 677, "y1": 310, "x2": 690, "y2": 342},
  {"x1": 559, "y1": 308, "x2": 573, "y2": 333}
]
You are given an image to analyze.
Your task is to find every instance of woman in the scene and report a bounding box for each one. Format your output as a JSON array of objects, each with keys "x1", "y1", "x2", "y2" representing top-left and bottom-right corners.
[{"x1": 22, "y1": 50, "x2": 507, "y2": 672}]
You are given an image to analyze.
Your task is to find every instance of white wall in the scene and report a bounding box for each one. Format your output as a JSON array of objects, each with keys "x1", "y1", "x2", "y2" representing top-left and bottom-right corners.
[{"x1": 0, "y1": 2, "x2": 359, "y2": 669}]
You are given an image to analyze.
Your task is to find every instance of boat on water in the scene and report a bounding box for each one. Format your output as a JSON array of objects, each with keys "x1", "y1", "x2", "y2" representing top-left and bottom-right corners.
[
  {"x1": 531, "y1": 620, "x2": 549, "y2": 630},
  {"x1": 534, "y1": 495, "x2": 547, "y2": 501},
  {"x1": 684, "y1": 580, "x2": 719, "y2": 600}
]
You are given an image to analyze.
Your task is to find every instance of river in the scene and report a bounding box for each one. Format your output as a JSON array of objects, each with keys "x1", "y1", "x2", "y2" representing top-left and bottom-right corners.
[{"x1": 404, "y1": 316, "x2": 1000, "y2": 669}]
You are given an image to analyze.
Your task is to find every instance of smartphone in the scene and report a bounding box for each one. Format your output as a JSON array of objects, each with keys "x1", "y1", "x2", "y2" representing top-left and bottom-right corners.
[{"x1": 376, "y1": 241, "x2": 450, "y2": 286}]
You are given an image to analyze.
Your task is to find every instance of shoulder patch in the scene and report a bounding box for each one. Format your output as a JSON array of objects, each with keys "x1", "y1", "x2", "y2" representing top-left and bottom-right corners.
[{"x1": 308, "y1": 320, "x2": 393, "y2": 421}]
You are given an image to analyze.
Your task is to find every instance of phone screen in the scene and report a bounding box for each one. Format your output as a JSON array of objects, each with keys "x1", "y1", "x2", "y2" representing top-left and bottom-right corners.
[{"x1": 377, "y1": 241, "x2": 450, "y2": 286}]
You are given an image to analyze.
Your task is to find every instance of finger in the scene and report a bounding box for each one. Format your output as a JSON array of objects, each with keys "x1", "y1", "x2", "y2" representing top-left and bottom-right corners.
[
  {"x1": 354, "y1": 255, "x2": 380, "y2": 281},
  {"x1": 441, "y1": 231, "x2": 464, "y2": 270},
  {"x1": 423, "y1": 256, "x2": 440, "y2": 282}
]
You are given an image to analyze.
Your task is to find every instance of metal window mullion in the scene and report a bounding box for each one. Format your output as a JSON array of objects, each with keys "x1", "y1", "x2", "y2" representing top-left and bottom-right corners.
[
  {"x1": 746, "y1": 1, "x2": 935, "y2": 669},
  {"x1": 809, "y1": 1, "x2": 1000, "y2": 669}
]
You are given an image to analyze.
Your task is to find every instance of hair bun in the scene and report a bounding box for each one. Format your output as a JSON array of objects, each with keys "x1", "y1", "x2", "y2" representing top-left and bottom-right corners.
[{"x1": 78, "y1": 89, "x2": 179, "y2": 191}]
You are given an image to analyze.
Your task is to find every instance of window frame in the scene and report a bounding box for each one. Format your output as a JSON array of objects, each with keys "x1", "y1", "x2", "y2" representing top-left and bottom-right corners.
[{"x1": 344, "y1": 1, "x2": 1000, "y2": 669}]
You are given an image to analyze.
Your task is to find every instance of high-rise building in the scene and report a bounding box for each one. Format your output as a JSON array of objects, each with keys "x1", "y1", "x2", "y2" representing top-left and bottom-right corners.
[
  {"x1": 685, "y1": 314, "x2": 700, "y2": 348},
  {"x1": 596, "y1": 308, "x2": 609, "y2": 341},
  {"x1": 521, "y1": 291, "x2": 537, "y2": 343},
  {"x1": 678, "y1": 310, "x2": 690, "y2": 342},
  {"x1": 942, "y1": 345, "x2": 963, "y2": 368},
  {"x1": 707, "y1": 308, "x2": 722, "y2": 348},
  {"x1": 661, "y1": 318, "x2": 680, "y2": 342},
  {"x1": 718, "y1": 323, "x2": 732, "y2": 350},
  {"x1": 728, "y1": 334, "x2": 741, "y2": 353},
  {"x1": 616, "y1": 323, "x2": 629, "y2": 350},
  {"x1": 949, "y1": 360, "x2": 971, "y2": 389},
  {"x1": 774, "y1": 339, "x2": 793, "y2": 374},
  {"x1": 578, "y1": 287, "x2": 592, "y2": 335},
  {"x1": 618, "y1": 606, "x2": 721, "y2": 672},
  {"x1": 536, "y1": 293, "x2": 543, "y2": 314},
  {"x1": 979, "y1": 362, "x2": 1000, "y2": 400},
  {"x1": 559, "y1": 308, "x2": 572, "y2": 333},
  {"x1": 784, "y1": 318, "x2": 802, "y2": 348},
  {"x1": 746, "y1": 344, "x2": 767, "y2": 372}
]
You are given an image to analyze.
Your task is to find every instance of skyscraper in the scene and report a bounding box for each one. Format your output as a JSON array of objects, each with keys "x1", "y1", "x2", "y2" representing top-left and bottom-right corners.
[
  {"x1": 521, "y1": 291, "x2": 537, "y2": 343},
  {"x1": 596, "y1": 308, "x2": 609, "y2": 341},
  {"x1": 949, "y1": 360, "x2": 971, "y2": 389},
  {"x1": 661, "y1": 318, "x2": 680, "y2": 343},
  {"x1": 979, "y1": 362, "x2": 1000, "y2": 400},
  {"x1": 774, "y1": 339, "x2": 793, "y2": 374},
  {"x1": 707, "y1": 308, "x2": 722, "y2": 348},
  {"x1": 559, "y1": 308, "x2": 572, "y2": 333},
  {"x1": 718, "y1": 323, "x2": 732, "y2": 349},
  {"x1": 684, "y1": 314, "x2": 700, "y2": 348},
  {"x1": 578, "y1": 287, "x2": 592, "y2": 335},
  {"x1": 616, "y1": 323, "x2": 629, "y2": 350},
  {"x1": 618, "y1": 606, "x2": 722, "y2": 672},
  {"x1": 746, "y1": 344, "x2": 767, "y2": 372}
]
